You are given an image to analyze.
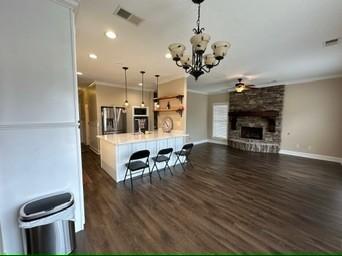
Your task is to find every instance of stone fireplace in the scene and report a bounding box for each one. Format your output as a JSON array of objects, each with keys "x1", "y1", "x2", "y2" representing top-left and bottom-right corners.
[{"x1": 228, "y1": 85, "x2": 284, "y2": 153}]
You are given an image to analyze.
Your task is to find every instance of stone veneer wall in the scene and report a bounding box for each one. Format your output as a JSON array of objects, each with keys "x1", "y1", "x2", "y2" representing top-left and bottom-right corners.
[{"x1": 228, "y1": 85, "x2": 285, "y2": 153}]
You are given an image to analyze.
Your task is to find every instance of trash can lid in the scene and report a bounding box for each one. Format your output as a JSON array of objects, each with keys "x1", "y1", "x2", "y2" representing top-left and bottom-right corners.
[{"x1": 19, "y1": 192, "x2": 74, "y2": 221}]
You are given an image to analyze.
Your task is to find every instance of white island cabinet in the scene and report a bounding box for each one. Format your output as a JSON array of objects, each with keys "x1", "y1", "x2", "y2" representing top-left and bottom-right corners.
[{"x1": 97, "y1": 132, "x2": 188, "y2": 182}]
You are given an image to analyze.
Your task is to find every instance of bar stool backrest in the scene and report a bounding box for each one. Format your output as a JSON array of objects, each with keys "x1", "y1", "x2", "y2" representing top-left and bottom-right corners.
[
  {"x1": 182, "y1": 143, "x2": 194, "y2": 156},
  {"x1": 129, "y1": 150, "x2": 150, "y2": 161},
  {"x1": 158, "y1": 147, "x2": 173, "y2": 156}
]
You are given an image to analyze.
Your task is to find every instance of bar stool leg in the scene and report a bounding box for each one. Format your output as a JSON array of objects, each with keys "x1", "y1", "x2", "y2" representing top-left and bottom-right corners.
[
  {"x1": 166, "y1": 161, "x2": 173, "y2": 176},
  {"x1": 124, "y1": 167, "x2": 129, "y2": 183},
  {"x1": 129, "y1": 170, "x2": 133, "y2": 191},
  {"x1": 156, "y1": 165, "x2": 162, "y2": 180},
  {"x1": 174, "y1": 155, "x2": 181, "y2": 168},
  {"x1": 148, "y1": 165, "x2": 152, "y2": 184}
]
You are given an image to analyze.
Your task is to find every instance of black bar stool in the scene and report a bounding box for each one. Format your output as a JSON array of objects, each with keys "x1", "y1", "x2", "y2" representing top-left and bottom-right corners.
[
  {"x1": 151, "y1": 148, "x2": 173, "y2": 178},
  {"x1": 174, "y1": 143, "x2": 194, "y2": 171},
  {"x1": 124, "y1": 150, "x2": 150, "y2": 191}
]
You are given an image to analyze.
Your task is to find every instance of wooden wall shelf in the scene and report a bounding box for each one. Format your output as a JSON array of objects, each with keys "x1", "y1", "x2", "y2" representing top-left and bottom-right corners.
[
  {"x1": 154, "y1": 108, "x2": 184, "y2": 117},
  {"x1": 153, "y1": 95, "x2": 184, "y2": 103}
]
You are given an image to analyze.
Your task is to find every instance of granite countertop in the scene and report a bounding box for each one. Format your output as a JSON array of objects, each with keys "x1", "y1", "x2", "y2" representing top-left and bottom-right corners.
[{"x1": 97, "y1": 131, "x2": 188, "y2": 145}]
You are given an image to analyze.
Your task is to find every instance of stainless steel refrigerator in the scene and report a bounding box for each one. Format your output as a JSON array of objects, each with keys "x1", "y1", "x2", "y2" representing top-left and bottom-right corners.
[{"x1": 101, "y1": 106, "x2": 127, "y2": 135}]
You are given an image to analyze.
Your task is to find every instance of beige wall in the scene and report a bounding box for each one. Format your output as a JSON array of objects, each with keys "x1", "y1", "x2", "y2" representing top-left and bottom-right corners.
[
  {"x1": 186, "y1": 92, "x2": 208, "y2": 142},
  {"x1": 78, "y1": 84, "x2": 154, "y2": 153},
  {"x1": 281, "y1": 77, "x2": 342, "y2": 158},
  {"x1": 96, "y1": 85, "x2": 154, "y2": 134},
  {"x1": 207, "y1": 93, "x2": 229, "y2": 142},
  {"x1": 158, "y1": 78, "x2": 187, "y2": 131}
]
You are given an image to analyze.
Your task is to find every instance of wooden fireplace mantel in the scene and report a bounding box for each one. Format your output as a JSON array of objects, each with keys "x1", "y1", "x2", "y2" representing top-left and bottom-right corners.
[
  {"x1": 228, "y1": 110, "x2": 279, "y2": 132},
  {"x1": 229, "y1": 110, "x2": 279, "y2": 118}
]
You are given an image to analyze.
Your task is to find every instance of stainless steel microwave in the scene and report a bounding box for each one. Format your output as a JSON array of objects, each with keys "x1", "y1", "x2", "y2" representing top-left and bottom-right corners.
[{"x1": 133, "y1": 106, "x2": 148, "y2": 116}]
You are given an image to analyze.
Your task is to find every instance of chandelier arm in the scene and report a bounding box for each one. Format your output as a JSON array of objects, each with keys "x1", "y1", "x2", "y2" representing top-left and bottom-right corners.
[
  {"x1": 168, "y1": 0, "x2": 229, "y2": 81},
  {"x1": 185, "y1": 67, "x2": 193, "y2": 74},
  {"x1": 212, "y1": 59, "x2": 221, "y2": 67},
  {"x1": 201, "y1": 66, "x2": 210, "y2": 73},
  {"x1": 175, "y1": 61, "x2": 184, "y2": 68},
  {"x1": 192, "y1": 49, "x2": 195, "y2": 67}
]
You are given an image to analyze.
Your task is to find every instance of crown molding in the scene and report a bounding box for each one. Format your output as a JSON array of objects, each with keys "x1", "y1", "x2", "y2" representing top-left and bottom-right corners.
[
  {"x1": 207, "y1": 90, "x2": 230, "y2": 95},
  {"x1": 94, "y1": 80, "x2": 155, "y2": 92},
  {"x1": 253, "y1": 74, "x2": 342, "y2": 89},
  {"x1": 187, "y1": 89, "x2": 208, "y2": 95},
  {"x1": 188, "y1": 73, "x2": 342, "y2": 94},
  {"x1": 50, "y1": 0, "x2": 79, "y2": 9}
]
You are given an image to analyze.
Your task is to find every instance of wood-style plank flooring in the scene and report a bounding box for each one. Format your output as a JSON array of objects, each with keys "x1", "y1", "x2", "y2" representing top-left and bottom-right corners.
[{"x1": 76, "y1": 143, "x2": 342, "y2": 252}]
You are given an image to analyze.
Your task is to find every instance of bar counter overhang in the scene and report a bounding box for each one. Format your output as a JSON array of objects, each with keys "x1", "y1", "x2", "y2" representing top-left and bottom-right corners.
[{"x1": 97, "y1": 131, "x2": 188, "y2": 182}]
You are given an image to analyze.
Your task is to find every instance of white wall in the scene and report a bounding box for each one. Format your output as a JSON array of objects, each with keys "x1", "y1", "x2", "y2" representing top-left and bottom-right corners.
[{"x1": 0, "y1": 0, "x2": 84, "y2": 253}]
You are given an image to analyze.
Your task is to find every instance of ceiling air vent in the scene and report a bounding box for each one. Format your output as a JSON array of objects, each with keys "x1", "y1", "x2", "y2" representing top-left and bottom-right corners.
[
  {"x1": 113, "y1": 6, "x2": 143, "y2": 26},
  {"x1": 324, "y1": 38, "x2": 340, "y2": 47}
]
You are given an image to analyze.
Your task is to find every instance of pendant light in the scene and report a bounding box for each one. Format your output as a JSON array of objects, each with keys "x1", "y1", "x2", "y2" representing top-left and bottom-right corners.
[
  {"x1": 123, "y1": 67, "x2": 129, "y2": 107},
  {"x1": 140, "y1": 71, "x2": 145, "y2": 107},
  {"x1": 155, "y1": 75, "x2": 160, "y2": 109}
]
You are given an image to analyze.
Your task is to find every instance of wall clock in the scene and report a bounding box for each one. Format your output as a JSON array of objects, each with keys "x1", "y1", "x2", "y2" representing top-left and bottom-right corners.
[{"x1": 162, "y1": 117, "x2": 173, "y2": 133}]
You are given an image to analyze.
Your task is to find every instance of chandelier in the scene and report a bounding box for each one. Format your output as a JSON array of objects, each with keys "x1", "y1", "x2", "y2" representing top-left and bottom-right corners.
[{"x1": 168, "y1": 0, "x2": 231, "y2": 80}]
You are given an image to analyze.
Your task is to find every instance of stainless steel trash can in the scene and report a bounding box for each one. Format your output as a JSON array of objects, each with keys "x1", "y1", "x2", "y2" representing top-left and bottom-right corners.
[{"x1": 18, "y1": 192, "x2": 76, "y2": 254}]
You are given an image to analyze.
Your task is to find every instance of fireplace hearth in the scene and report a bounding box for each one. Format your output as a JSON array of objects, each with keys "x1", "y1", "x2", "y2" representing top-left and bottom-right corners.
[{"x1": 241, "y1": 127, "x2": 263, "y2": 140}]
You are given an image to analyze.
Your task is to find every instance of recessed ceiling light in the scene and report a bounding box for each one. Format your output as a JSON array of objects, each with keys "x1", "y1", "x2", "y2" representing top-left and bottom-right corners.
[
  {"x1": 138, "y1": 83, "x2": 143, "y2": 86},
  {"x1": 89, "y1": 53, "x2": 97, "y2": 59},
  {"x1": 77, "y1": 72, "x2": 83, "y2": 75},
  {"x1": 165, "y1": 53, "x2": 172, "y2": 59},
  {"x1": 105, "y1": 31, "x2": 117, "y2": 39}
]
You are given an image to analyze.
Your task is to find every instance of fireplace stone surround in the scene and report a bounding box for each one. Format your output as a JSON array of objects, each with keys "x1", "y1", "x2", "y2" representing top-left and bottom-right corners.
[{"x1": 228, "y1": 85, "x2": 285, "y2": 153}]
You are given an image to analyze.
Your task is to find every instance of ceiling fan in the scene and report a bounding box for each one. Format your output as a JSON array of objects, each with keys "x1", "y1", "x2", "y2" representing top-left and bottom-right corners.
[{"x1": 233, "y1": 78, "x2": 256, "y2": 93}]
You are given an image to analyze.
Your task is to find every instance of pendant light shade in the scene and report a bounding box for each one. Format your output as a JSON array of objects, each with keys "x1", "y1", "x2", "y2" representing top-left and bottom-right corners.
[
  {"x1": 140, "y1": 71, "x2": 145, "y2": 107},
  {"x1": 123, "y1": 67, "x2": 129, "y2": 107},
  {"x1": 155, "y1": 75, "x2": 160, "y2": 109}
]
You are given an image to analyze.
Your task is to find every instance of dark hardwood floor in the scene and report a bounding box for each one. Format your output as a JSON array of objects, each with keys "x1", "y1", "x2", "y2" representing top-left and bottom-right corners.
[{"x1": 76, "y1": 143, "x2": 342, "y2": 252}]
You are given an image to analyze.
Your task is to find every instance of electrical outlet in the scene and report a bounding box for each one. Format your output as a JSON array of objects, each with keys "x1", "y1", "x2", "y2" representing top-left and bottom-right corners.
[
  {"x1": 296, "y1": 144, "x2": 300, "y2": 149},
  {"x1": 308, "y1": 145, "x2": 312, "y2": 151}
]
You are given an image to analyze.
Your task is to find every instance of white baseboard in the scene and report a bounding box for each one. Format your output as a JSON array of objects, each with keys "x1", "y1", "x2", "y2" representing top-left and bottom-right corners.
[
  {"x1": 279, "y1": 149, "x2": 342, "y2": 164},
  {"x1": 191, "y1": 139, "x2": 229, "y2": 146},
  {"x1": 193, "y1": 139, "x2": 209, "y2": 145},
  {"x1": 89, "y1": 145, "x2": 100, "y2": 155},
  {"x1": 208, "y1": 139, "x2": 228, "y2": 145}
]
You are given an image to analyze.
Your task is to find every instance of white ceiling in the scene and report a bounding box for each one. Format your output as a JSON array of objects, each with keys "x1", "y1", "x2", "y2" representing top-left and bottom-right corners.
[{"x1": 76, "y1": 0, "x2": 342, "y2": 92}]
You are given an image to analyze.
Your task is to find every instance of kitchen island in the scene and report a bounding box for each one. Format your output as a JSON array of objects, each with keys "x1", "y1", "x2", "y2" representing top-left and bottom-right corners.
[{"x1": 97, "y1": 131, "x2": 188, "y2": 182}]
